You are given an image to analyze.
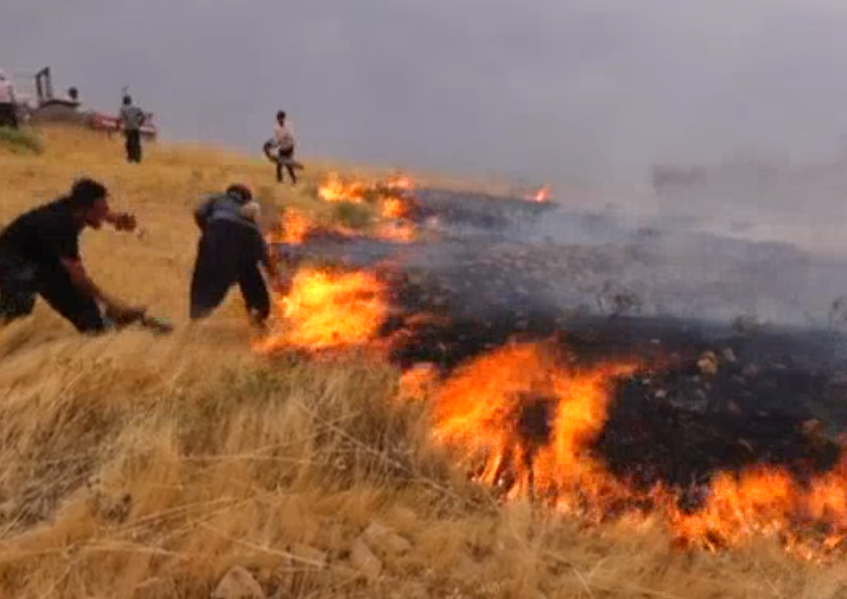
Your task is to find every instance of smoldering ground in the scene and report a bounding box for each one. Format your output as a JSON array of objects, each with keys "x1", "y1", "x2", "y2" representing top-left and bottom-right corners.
[{"x1": 276, "y1": 182, "x2": 847, "y2": 333}]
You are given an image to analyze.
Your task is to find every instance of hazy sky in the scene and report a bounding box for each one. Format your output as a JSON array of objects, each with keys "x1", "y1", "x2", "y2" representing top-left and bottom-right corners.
[{"x1": 4, "y1": 0, "x2": 847, "y2": 186}]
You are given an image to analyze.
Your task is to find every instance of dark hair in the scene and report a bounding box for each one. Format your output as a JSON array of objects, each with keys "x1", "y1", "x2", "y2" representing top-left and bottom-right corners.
[
  {"x1": 67, "y1": 178, "x2": 108, "y2": 210},
  {"x1": 276, "y1": 110, "x2": 286, "y2": 121},
  {"x1": 123, "y1": 95, "x2": 132, "y2": 105},
  {"x1": 226, "y1": 183, "x2": 252, "y2": 204}
]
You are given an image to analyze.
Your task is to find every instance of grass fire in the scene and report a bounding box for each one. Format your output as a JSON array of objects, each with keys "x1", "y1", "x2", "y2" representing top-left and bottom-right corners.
[{"x1": 3, "y1": 128, "x2": 847, "y2": 598}]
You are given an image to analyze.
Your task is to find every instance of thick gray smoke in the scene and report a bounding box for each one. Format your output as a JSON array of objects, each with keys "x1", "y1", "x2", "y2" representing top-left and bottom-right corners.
[{"x1": 384, "y1": 170, "x2": 847, "y2": 329}]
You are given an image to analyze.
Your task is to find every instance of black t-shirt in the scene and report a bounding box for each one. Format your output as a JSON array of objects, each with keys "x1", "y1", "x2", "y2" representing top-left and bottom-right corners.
[{"x1": 0, "y1": 198, "x2": 83, "y2": 268}]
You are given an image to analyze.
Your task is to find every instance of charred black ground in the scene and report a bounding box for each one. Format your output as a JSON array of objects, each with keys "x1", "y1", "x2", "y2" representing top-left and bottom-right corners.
[{"x1": 273, "y1": 186, "x2": 847, "y2": 494}]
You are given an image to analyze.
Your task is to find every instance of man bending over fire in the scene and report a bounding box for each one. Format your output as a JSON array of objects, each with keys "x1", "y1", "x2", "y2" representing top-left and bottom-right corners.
[
  {"x1": 189, "y1": 184, "x2": 285, "y2": 328},
  {"x1": 0, "y1": 178, "x2": 147, "y2": 333}
]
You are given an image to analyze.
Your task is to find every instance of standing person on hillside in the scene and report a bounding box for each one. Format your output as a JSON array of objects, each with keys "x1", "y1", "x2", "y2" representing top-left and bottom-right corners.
[
  {"x1": 0, "y1": 178, "x2": 147, "y2": 334},
  {"x1": 118, "y1": 95, "x2": 146, "y2": 163},
  {"x1": 189, "y1": 183, "x2": 285, "y2": 328},
  {"x1": 265, "y1": 110, "x2": 303, "y2": 184},
  {"x1": 0, "y1": 69, "x2": 18, "y2": 129}
]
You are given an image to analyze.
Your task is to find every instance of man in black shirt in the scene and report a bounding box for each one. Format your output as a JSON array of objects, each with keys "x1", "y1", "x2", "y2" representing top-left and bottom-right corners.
[{"x1": 0, "y1": 178, "x2": 146, "y2": 333}]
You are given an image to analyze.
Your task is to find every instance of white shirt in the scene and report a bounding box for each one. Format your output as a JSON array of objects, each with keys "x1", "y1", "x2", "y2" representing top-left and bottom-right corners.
[
  {"x1": 273, "y1": 123, "x2": 295, "y2": 151},
  {"x1": 0, "y1": 78, "x2": 15, "y2": 104}
]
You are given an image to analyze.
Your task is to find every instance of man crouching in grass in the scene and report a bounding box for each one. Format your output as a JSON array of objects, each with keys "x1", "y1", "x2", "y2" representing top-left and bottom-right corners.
[
  {"x1": 0, "y1": 178, "x2": 147, "y2": 334},
  {"x1": 189, "y1": 183, "x2": 286, "y2": 328}
]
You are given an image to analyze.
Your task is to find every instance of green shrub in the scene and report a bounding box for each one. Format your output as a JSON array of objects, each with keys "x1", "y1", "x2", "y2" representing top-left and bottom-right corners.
[
  {"x1": 332, "y1": 201, "x2": 373, "y2": 230},
  {"x1": 0, "y1": 127, "x2": 44, "y2": 155}
]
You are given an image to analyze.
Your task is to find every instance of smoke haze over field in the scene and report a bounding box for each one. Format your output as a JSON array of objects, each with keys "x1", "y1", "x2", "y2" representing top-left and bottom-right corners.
[
  {"x1": 8, "y1": 0, "x2": 847, "y2": 310},
  {"x1": 5, "y1": 0, "x2": 847, "y2": 187}
]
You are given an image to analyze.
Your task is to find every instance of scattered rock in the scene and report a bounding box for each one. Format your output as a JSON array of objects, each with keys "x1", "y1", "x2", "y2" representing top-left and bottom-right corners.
[
  {"x1": 722, "y1": 348, "x2": 737, "y2": 363},
  {"x1": 382, "y1": 533, "x2": 412, "y2": 554},
  {"x1": 697, "y1": 351, "x2": 719, "y2": 376},
  {"x1": 212, "y1": 566, "x2": 266, "y2": 599},
  {"x1": 362, "y1": 522, "x2": 413, "y2": 555},
  {"x1": 654, "y1": 389, "x2": 668, "y2": 400},
  {"x1": 802, "y1": 419, "x2": 827, "y2": 447},
  {"x1": 350, "y1": 538, "x2": 383, "y2": 582},
  {"x1": 743, "y1": 365, "x2": 759, "y2": 379},
  {"x1": 0, "y1": 500, "x2": 16, "y2": 520}
]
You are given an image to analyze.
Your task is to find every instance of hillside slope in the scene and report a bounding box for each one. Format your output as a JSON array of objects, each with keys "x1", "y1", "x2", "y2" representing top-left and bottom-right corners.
[{"x1": 0, "y1": 128, "x2": 844, "y2": 599}]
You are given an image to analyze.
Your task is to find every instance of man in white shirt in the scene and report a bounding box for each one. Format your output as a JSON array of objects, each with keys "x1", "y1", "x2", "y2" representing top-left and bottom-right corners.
[
  {"x1": 264, "y1": 110, "x2": 304, "y2": 184},
  {"x1": 0, "y1": 69, "x2": 18, "y2": 129},
  {"x1": 118, "y1": 95, "x2": 146, "y2": 163}
]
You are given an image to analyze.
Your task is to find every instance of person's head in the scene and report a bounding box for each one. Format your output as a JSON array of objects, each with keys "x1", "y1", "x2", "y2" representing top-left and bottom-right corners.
[
  {"x1": 66, "y1": 178, "x2": 110, "y2": 229},
  {"x1": 226, "y1": 183, "x2": 253, "y2": 205},
  {"x1": 0, "y1": 70, "x2": 6, "y2": 82},
  {"x1": 276, "y1": 110, "x2": 286, "y2": 125},
  {"x1": 123, "y1": 95, "x2": 132, "y2": 106}
]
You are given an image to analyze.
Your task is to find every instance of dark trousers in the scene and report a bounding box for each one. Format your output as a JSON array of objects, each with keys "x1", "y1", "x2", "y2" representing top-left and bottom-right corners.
[
  {"x1": 0, "y1": 253, "x2": 105, "y2": 333},
  {"x1": 0, "y1": 103, "x2": 18, "y2": 129},
  {"x1": 125, "y1": 129, "x2": 142, "y2": 163},
  {"x1": 189, "y1": 221, "x2": 271, "y2": 321},
  {"x1": 276, "y1": 148, "x2": 298, "y2": 184}
]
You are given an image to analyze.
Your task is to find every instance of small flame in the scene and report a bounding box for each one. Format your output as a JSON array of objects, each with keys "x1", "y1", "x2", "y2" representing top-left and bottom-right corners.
[
  {"x1": 256, "y1": 267, "x2": 388, "y2": 353},
  {"x1": 527, "y1": 186, "x2": 551, "y2": 203},
  {"x1": 374, "y1": 221, "x2": 417, "y2": 243},
  {"x1": 387, "y1": 174, "x2": 415, "y2": 190},
  {"x1": 276, "y1": 209, "x2": 311, "y2": 245},
  {"x1": 319, "y1": 173, "x2": 369, "y2": 204},
  {"x1": 382, "y1": 198, "x2": 408, "y2": 219}
]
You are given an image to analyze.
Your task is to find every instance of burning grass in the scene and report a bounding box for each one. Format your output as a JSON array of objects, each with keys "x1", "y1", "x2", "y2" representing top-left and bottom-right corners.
[
  {"x1": 256, "y1": 266, "x2": 390, "y2": 354},
  {"x1": 1, "y1": 128, "x2": 846, "y2": 598},
  {"x1": 417, "y1": 338, "x2": 847, "y2": 561}
]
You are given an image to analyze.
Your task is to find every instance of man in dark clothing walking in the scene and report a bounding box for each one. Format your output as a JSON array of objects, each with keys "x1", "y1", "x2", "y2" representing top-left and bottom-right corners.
[
  {"x1": 189, "y1": 184, "x2": 285, "y2": 327},
  {"x1": 118, "y1": 95, "x2": 145, "y2": 163},
  {"x1": 0, "y1": 178, "x2": 147, "y2": 334}
]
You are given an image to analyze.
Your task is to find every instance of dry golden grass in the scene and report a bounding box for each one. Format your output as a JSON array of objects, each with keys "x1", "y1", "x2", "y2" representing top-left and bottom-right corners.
[{"x1": 0, "y1": 126, "x2": 845, "y2": 598}]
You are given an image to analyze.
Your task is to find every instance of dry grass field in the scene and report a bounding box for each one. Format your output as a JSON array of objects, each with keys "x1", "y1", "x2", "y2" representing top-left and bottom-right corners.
[{"x1": 0, "y1": 127, "x2": 844, "y2": 599}]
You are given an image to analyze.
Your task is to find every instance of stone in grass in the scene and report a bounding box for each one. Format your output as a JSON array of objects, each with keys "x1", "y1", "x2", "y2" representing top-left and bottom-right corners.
[
  {"x1": 362, "y1": 522, "x2": 413, "y2": 555},
  {"x1": 350, "y1": 538, "x2": 383, "y2": 582},
  {"x1": 212, "y1": 566, "x2": 266, "y2": 599}
]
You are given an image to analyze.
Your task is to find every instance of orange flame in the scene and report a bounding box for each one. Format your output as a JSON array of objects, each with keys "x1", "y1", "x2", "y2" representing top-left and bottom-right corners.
[
  {"x1": 319, "y1": 173, "x2": 369, "y2": 204},
  {"x1": 278, "y1": 209, "x2": 311, "y2": 245},
  {"x1": 255, "y1": 267, "x2": 388, "y2": 353},
  {"x1": 527, "y1": 186, "x2": 551, "y2": 203},
  {"x1": 422, "y1": 340, "x2": 847, "y2": 560},
  {"x1": 382, "y1": 197, "x2": 409, "y2": 219},
  {"x1": 386, "y1": 174, "x2": 415, "y2": 191},
  {"x1": 430, "y1": 341, "x2": 637, "y2": 501},
  {"x1": 374, "y1": 221, "x2": 417, "y2": 243}
]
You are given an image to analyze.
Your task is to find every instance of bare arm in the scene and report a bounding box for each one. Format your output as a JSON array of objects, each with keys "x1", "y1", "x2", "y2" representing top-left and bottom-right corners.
[{"x1": 104, "y1": 210, "x2": 137, "y2": 232}]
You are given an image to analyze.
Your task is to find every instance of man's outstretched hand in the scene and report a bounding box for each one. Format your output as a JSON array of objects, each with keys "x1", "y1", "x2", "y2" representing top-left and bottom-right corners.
[{"x1": 109, "y1": 212, "x2": 138, "y2": 232}]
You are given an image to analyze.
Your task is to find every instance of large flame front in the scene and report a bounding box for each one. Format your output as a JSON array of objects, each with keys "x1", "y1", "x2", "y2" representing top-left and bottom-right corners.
[
  {"x1": 431, "y1": 342, "x2": 637, "y2": 501},
  {"x1": 423, "y1": 340, "x2": 847, "y2": 560},
  {"x1": 256, "y1": 267, "x2": 388, "y2": 353}
]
